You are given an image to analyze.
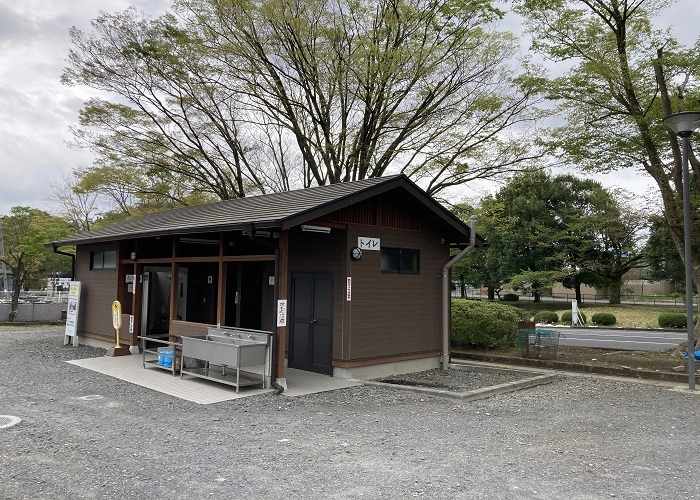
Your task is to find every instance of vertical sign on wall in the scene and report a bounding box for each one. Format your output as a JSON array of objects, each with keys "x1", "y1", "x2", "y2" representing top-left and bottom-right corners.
[
  {"x1": 346, "y1": 277, "x2": 352, "y2": 301},
  {"x1": 64, "y1": 281, "x2": 81, "y2": 347},
  {"x1": 277, "y1": 299, "x2": 287, "y2": 327}
]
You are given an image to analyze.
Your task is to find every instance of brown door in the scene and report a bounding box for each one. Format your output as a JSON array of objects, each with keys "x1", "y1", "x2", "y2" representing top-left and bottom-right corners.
[{"x1": 289, "y1": 272, "x2": 333, "y2": 375}]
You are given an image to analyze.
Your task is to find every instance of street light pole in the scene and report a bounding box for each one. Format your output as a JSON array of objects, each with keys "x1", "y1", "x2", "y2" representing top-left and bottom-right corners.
[{"x1": 663, "y1": 111, "x2": 700, "y2": 390}]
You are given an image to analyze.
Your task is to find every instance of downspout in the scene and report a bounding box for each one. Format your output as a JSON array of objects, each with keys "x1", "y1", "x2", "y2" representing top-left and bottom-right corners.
[
  {"x1": 248, "y1": 227, "x2": 284, "y2": 394},
  {"x1": 52, "y1": 245, "x2": 76, "y2": 280},
  {"x1": 442, "y1": 215, "x2": 477, "y2": 370}
]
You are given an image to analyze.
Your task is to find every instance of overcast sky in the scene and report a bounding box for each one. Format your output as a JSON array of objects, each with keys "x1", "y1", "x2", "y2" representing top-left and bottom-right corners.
[{"x1": 0, "y1": 0, "x2": 698, "y2": 216}]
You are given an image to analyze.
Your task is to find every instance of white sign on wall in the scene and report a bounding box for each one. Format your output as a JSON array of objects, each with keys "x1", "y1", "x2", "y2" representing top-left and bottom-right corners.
[
  {"x1": 346, "y1": 277, "x2": 352, "y2": 301},
  {"x1": 64, "y1": 281, "x2": 82, "y2": 338},
  {"x1": 358, "y1": 237, "x2": 380, "y2": 251},
  {"x1": 277, "y1": 299, "x2": 288, "y2": 327}
]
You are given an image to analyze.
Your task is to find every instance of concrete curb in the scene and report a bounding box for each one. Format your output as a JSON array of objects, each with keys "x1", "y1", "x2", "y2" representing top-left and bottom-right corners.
[
  {"x1": 0, "y1": 321, "x2": 66, "y2": 327},
  {"x1": 452, "y1": 350, "x2": 691, "y2": 383},
  {"x1": 360, "y1": 366, "x2": 558, "y2": 402}
]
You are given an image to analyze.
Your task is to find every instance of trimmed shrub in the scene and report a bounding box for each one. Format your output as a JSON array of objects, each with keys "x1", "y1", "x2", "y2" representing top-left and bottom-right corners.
[
  {"x1": 658, "y1": 313, "x2": 696, "y2": 328},
  {"x1": 452, "y1": 299, "x2": 528, "y2": 349},
  {"x1": 533, "y1": 311, "x2": 559, "y2": 324},
  {"x1": 500, "y1": 293, "x2": 519, "y2": 302},
  {"x1": 591, "y1": 312, "x2": 616, "y2": 326},
  {"x1": 561, "y1": 310, "x2": 587, "y2": 325}
]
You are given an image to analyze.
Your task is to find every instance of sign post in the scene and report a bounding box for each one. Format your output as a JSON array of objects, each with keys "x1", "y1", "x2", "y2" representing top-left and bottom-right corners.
[
  {"x1": 63, "y1": 281, "x2": 81, "y2": 347},
  {"x1": 106, "y1": 300, "x2": 130, "y2": 357}
]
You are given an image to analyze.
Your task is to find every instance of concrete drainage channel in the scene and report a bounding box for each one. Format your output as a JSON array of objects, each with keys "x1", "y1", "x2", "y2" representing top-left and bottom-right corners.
[
  {"x1": 363, "y1": 362, "x2": 559, "y2": 402},
  {"x1": 0, "y1": 415, "x2": 22, "y2": 429}
]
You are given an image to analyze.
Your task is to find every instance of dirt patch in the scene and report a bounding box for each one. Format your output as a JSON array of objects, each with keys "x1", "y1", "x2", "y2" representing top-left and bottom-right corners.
[
  {"x1": 376, "y1": 367, "x2": 532, "y2": 392},
  {"x1": 455, "y1": 346, "x2": 691, "y2": 378}
]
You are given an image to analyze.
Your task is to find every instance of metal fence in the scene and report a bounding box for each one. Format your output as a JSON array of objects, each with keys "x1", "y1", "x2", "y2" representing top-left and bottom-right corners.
[
  {"x1": 451, "y1": 287, "x2": 695, "y2": 307},
  {"x1": 0, "y1": 290, "x2": 69, "y2": 305}
]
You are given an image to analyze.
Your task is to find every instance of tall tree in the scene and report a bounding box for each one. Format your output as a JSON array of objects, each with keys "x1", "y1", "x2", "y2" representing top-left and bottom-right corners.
[
  {"x1": 459, "y1": 170, "x2": 635, "y2": 303},
  {"x1": 644, "y1": 214, "x2": 686, "y2": 291},
  {"x1": 0, "y1": 208, "x2": 73, "y2": 322},
  {"x1": 452, "y1": 202, "x2": 509, "y2": 300},
  {"x1": 515, "y1": 0, "x2": 700, "y2": 344},
  {"x1": 62, "y1": 1, "x2": 547, "y2": 208}
]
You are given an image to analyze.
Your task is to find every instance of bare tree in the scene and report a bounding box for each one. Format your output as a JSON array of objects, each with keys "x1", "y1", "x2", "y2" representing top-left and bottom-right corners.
[
  {"x1": 50, "y1": 173, "x2": 101, "y2": 232},
  {"x1": 62, "y1": 1, "x2": 548, "y2": 206}
]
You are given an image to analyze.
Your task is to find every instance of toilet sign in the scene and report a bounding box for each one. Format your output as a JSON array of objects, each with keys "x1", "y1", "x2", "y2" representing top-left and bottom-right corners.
[{"x1": 358, "y1": 237, "x2": 380, "y2": 250}]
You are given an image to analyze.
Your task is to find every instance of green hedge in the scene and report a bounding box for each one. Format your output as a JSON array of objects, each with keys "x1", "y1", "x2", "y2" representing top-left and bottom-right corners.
[
  {"x1": 561, "y1": 310, "x2": 587, "y2": 325},
  {"x1": 451, "y1": 299, "x2": 528, "y2": 349},
  {"x1": 591, "y1": 312, "x2": 616, "y2": 326},
  {"x1": 533, "y1": 311, "x2": 558, "y2": 324},
  {"x1": 658, "y1": 313, "x2": 697, "y2": 328}
]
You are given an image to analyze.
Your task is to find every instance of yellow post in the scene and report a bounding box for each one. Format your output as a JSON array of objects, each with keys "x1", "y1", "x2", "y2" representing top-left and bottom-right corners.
[{"x1": 112, "y1": 300, "x2": 122, "y2": 348}]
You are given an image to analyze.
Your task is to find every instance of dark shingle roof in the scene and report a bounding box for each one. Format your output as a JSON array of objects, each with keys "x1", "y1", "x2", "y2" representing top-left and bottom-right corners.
[{"x1": 50, "y1": 175, "x2": 480, "y2": 247}]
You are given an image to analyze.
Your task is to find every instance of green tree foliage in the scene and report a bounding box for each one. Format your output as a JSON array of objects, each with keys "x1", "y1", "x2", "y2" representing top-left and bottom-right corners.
[
  {"x1": 62, "y1": 0, "x2": 547, "y2": 215},
  {"x1": 451, "y1": 202, "x2": 509, "y2": 300},
  {"x1": 644, "y1": 214, "x2": 686, "y2": 291},
  {"x1": 455, "y1": 170, "x2": 643, "y2": 303},
  {"x1": 515, "y1": 0, "x2": 700, "y2": 344},
  {"x1": 0, "y1": 208, "x2": 73, "y2": 321}
]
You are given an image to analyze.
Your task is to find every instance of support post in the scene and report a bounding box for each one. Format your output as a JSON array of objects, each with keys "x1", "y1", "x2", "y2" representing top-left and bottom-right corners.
[{"x1": 275, "y1": 230, "x2": 289, "y2": 388}]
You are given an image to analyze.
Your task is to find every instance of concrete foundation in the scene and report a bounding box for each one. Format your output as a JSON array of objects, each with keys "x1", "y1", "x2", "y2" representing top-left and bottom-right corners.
[{"x1": 333, "y1": 356, "x2": 440, "y2": 380}]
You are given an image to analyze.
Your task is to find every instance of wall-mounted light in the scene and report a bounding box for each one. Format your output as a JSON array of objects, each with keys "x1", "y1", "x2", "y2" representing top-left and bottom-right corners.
[
  {"x1": 129, "y1": 251, "x2": 137, "y2": 260},
  {"x1": 301, "y1": 224, "x2": 331, "y2": 234}
]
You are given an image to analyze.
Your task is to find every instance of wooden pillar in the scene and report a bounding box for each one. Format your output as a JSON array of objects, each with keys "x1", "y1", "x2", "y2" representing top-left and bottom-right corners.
[
  {"x1": 131, "y1": 262, "x2": 142, "y2": 342},
  {"x1": 275, "y1": 230, "x2": 289, "y2": 383},
  {"x1": 217, "y1": 233, "x2": 226, "y2": 326},
  {"x1": 169, "y1": 238, "x2": 178, "y2": 339}
]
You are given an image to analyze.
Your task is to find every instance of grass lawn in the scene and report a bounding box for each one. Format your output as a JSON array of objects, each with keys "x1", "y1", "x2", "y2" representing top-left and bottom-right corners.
[{"x1": 512, "y1": 301, "x2": 687, "y2": 329}]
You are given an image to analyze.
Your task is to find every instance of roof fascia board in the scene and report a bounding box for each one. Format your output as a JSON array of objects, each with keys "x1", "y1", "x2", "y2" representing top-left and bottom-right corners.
[{"x1": 51, "y1": 220, "x2": 284, "y2": 247}]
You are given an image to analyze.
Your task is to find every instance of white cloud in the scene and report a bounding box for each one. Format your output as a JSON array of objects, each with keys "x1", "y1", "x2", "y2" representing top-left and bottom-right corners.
[{"x1": 0, "y1": 0, "x2": 696, "y2": 215}]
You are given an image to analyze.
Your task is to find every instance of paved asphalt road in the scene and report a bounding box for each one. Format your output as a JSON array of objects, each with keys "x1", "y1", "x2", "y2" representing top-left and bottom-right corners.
[{"x1": 551, "y1": 327, "x2": 688, "y2": 351}]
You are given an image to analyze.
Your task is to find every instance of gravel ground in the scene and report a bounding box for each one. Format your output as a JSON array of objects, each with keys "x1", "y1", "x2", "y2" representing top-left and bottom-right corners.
[{"x1": 1, "y1": 325, "x2": 699, "y2": 500}]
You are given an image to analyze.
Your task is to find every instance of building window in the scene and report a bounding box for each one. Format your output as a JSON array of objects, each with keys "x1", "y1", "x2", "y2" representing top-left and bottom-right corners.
[
  {"x1": 380, "y1": 247, "x2": 420, "y2": 274},
  {"x1": 91, "y1": 250, "x2": 117, "y2": 270}
]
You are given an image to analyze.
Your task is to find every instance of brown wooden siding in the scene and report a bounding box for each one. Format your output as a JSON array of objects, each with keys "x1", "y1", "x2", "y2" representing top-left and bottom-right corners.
[
  {"x1": 329, "y1": 198, "x2": 376, "y2": 225},
  {"x1": 288, "y1": 228, "x2": 346, "y2": 360},
  {"x1": 346, "y1": 222, "x2": 447, "y2": 361},
  {"x1": 380, "y1": 191, "x2": 421, "y2": 230},
  {"x1": 75, "y1": 243, "x2": 119, "y2": 341}
]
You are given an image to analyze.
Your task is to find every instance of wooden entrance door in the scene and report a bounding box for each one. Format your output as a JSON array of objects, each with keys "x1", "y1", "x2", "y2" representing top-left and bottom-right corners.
[{"x1": 289, "y1": 272, "x2": 333, "y2": 375}]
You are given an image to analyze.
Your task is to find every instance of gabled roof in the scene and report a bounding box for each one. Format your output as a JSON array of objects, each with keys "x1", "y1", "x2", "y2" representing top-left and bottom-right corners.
[{"x1": 50, "y1": 174, "x2": 482, "y2": 247}]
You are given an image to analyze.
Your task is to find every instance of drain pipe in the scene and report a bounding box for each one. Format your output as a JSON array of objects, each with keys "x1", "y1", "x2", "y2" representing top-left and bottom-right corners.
[
  {"x1": 247, "y1": 226, "x2": 284, "y2": 394},
  {"x1": 441, "y1": 215, "x2": 478, "y2": 370},
  {"x1": 52, "y1": 245, "x2": 76, "y2": 280}
]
